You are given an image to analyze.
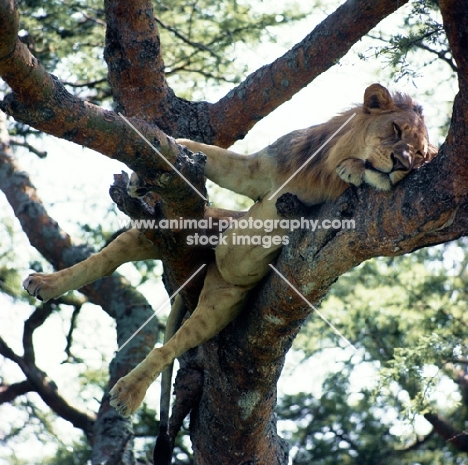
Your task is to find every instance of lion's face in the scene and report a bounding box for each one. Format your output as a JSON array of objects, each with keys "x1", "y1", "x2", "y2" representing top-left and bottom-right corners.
[
  {"x1": 362, "y1": 109, "x2": 430, "y2": 190},
  {"x1": 336, "y1": 84, "x2": 436, "y2": 191}
]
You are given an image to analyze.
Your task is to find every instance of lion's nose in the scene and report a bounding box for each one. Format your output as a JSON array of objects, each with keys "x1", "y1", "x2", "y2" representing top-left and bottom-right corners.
[{"x1": 391, "y1": 147, "x2": 412, "y2": 171}]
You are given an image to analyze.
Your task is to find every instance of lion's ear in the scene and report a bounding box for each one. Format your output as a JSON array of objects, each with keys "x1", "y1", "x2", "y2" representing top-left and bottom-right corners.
[{"x1": 363, "y1": 84, "x2": 394, "y2": 113}]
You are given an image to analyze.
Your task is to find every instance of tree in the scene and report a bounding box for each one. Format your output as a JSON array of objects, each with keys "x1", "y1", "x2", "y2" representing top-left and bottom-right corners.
[{"x1": 0, "y1": 0, "x2": 467, "y2": 464}]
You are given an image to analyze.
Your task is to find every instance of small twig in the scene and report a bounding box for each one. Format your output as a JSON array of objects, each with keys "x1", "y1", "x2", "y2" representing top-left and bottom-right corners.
[
  {"x1": 64, "y1": 303, "x2": 83, "y2": 362},
  {"x1": 9, "y1": 138, "x2": 47, "y2": 158},
  {"x1": 154, "y1": 15, "x2": 223, "y2": 62},
  {"x1": 81, "y1": 12, "x2": 106, "y2": 27},
  {"x1": 413, "y1": 41, "x2": 458, "y2": 72},
  {"x1": 61, "y1": 77, "x2": 108, "y2": 88},
  {"x1": 23, "y1": 302, "x2": 55, "y2": 363}
]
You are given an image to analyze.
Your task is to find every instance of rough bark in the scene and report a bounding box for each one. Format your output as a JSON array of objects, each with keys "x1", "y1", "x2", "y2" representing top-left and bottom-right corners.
[
  {"x1": 1, "y1": 0, "x2": 468, "y2": 463},
  {"x1": 103, "y1": 0, "x2": 169, "y2": 120}
]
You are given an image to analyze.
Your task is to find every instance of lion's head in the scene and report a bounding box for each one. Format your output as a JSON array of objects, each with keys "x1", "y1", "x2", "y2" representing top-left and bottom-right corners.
[{"x1": 335, "y1": 83, "x2": 437, "y2": 191}]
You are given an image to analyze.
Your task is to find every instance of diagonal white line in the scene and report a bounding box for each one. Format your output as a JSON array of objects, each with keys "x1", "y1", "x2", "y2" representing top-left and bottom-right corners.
[
  {"x1": 269, "y1": 264, "x2": 357, "y2": 351},
  {"x1": 268, "y1": 112, "x2": 357, "y2": 201},
  {"x1": 117, "y1": 263, "x2": 207, "y2": 352},
  {"x1": 118, "y1": 113, "x2": 208, "y2": 201}
]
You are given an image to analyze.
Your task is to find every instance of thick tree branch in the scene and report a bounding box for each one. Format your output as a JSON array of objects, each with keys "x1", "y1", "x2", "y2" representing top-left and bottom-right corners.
[
  {"x1": 0, "y1": 95, "x2": 207, "y2": 305},
  {"x1": 0, "y1": 0, "x2": 189, "y2": 177},
  {"x1": 0, "y1": 0, "x2": 412, "y2": 149},
  {"x1": 0, "y1": 0, "x2": 208, "y2": 146},
  {"x1": 0, "y1": 133, "x2": 73, "y2": 272},
  {"x1": 103, "y1": 0, "x2": 171, "y2": 120},
  {"x1": 209, "y1": 0, "x2": 410, "y2": 146},
  {"x1": 266, "y1": 146, "x2": 468, "y2": 331},
  {"x1": 440, "y1": 0, "x2": 468, "y2": 89},
  {"x1": 0, "y1": 380, "x2": 36, "y2": 403}
]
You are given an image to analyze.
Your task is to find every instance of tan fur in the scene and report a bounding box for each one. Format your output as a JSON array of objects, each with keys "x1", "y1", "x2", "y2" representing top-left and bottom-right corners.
[
  {"x1": 23, "y1": 84, "x2": 437, "y2": 418},
  {"x1": 23, "y1": 228, "x2": 161, "y2": 302},
  {"x1": 109, "y1": 264, "x2": 252, "y2": 416}
]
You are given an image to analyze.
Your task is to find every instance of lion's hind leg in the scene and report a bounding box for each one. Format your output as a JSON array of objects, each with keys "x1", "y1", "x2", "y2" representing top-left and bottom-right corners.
[
  {"x1": 109, "y1": 263, "x2": 252, "y2": 416},
  {"x1": 23, "y1": 228, "x2": 159, "y2": 302}
]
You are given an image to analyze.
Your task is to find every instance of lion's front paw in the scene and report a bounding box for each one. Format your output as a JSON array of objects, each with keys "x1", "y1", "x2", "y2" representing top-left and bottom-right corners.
[
  {"x1": 109, "y1": 374, "x2": 150, "y2": 417},
  {"x1": 23, "y1": 273, "x2": 60, "y2": 302},
  {"x1": 336, "y1": 159, "x2": 365, "y2": 186}
]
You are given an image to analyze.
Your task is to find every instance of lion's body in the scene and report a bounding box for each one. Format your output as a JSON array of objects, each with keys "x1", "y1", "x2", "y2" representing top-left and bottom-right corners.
[
  {"x1": 177, "y1": 84, "x2": 435, "y2": 286},
  {"x1": 23, "y1": 84, "x2": 437, "y2": 419}
]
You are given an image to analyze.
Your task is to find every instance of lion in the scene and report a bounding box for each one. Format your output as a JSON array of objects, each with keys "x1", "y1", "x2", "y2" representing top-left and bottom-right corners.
[{"x1": 23, "y1": 84, "x2": 437, "y2": 420}]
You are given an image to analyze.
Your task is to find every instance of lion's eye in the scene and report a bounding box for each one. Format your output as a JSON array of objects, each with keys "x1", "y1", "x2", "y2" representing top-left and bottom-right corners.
[{"x1": 393, "y1": 122, "x2": 402, "y2": 139}]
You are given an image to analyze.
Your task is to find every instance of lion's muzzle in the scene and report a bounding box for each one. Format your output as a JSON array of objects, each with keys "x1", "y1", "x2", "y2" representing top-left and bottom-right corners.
[{"x1": 391, "y1": 143, "x2": 412, "y2": 172}]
